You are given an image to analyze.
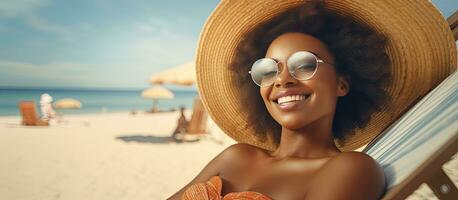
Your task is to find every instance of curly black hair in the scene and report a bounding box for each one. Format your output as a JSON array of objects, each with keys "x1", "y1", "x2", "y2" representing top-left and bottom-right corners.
[{"x1": 229, "y1": 1, "x2": 392, "y2": 146}]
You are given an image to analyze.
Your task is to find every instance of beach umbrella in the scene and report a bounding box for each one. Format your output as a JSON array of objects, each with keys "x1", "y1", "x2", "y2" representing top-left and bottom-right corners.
[
  {"x1": 54, "y1": 98, "x2": 82, "y2": 109},
  {"x1": 149, "y1": 61, "x2": 196, "y2": 86},
  {"x1": 141, "y1": 85, "x2": 174, "y2": 112}
]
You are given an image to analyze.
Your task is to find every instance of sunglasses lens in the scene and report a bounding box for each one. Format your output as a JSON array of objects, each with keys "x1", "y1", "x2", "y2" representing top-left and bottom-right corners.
[
  {"x1": 287, "y1": 51, "x2": 318, "y2": 80},
  {"x1": 250, "y1": 58, "x2": 278, "y2": 86}
]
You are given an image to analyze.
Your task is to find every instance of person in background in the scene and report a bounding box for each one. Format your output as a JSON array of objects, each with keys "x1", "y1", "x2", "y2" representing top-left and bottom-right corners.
[
  {"x1": 40, "y1": 93, "x2": 56, "y2": 123},
  {"x1": 172, "y1": 106, "x2": 189, "y2": 142}
]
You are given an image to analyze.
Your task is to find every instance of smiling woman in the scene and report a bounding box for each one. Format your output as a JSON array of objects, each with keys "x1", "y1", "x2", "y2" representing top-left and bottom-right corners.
[
  {"x1": 167, "y1": 0, "x2": 455, "y2": 199},
  {"x1": 232, "y1": 2, "x2": 391, "y2": 149}
]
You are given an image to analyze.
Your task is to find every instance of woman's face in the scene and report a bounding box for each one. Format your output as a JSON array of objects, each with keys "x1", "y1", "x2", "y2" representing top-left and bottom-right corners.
[{"x1": 260, "y1": 32, "x2": 349, "y2": 130}]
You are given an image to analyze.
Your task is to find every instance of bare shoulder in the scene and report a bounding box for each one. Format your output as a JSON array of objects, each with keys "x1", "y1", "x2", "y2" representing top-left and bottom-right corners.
[
  {"x1": 223, "y1": 143, "x2": 265, "y2": 157},
  {"x1": 220, "y1": 143, "x2": 268, "y2": 165},
  {"x1": 306, "y1": 151, "x2": 386, "y2": 200},
  {"x1": 323, "y1": 151, "x2": 385, "y2": 184},
  {"x1": 191, "y1": 143, "x2": 264, "y2": 175},
  {"x1": 326, "y1": 151, "x2": 382, "y2": 170},
  {"x1": 166, "y1": 143, "x2": 263, "y2": 200}
]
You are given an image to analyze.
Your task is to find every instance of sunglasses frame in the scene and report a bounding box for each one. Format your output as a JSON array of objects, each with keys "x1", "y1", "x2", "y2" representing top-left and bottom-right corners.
[{"x1": 248, "y1": 51, "x2": 331, "y2": 87}]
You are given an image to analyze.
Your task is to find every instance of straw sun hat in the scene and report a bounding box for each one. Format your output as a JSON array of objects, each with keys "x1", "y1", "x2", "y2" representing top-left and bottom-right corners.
[{"x1": 196, "y1": 0, "x2": 457, "y2": 151}]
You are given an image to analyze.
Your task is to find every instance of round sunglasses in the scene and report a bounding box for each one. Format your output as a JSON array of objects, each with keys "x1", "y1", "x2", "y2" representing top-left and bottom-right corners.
[{"x1": 248, "y1": 51, "x2": 332, "y2": 87}]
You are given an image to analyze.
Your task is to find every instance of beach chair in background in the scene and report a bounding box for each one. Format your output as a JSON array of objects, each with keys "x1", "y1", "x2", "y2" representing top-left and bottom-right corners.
[
  {"x1": 18, "y1": 101, "x2": 48, "y2": 126},
  {"x1": 365, "y1": 13, "x2": 458, "y2": 199},
  {"x1": 173, "y1": 97, "x2": 209, "y2": 142},
  {"x1": 186, "y1": 97, "x2": 208, "y2": 135}
]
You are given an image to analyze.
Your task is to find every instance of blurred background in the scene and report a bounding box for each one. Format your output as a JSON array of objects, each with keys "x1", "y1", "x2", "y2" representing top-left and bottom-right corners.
[
  {"x1": 0, "y1": 0, "x2": 221, "y2": 115},
  {"x1": 0, "y1": 0, "x2": 456, "y2": 200},
  {"x1": 0, "y1": 0, "x2": 456, "y2": 116}
]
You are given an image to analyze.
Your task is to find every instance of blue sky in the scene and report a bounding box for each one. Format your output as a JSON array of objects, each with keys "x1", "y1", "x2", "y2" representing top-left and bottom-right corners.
[{"x1": 0, "y1": 0, "x2": 456, "y2": 89}]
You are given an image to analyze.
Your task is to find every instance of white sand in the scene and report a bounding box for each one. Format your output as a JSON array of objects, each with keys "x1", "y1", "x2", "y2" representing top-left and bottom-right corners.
[
  {"x1": 0, "y1": 111, "x2": 455, "y2": 200},
  {"x1": 0, "y1": 111, "x2": 236, "y2": 200}
]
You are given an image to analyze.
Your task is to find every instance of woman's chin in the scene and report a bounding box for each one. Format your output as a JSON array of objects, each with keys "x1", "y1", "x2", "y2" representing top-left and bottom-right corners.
[{"x1": 276, "y1": 119, "x2": 308, "y2": 130}]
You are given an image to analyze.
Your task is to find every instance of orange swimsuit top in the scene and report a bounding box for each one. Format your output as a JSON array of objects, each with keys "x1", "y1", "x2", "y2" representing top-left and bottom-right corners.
[{"x1": 182, "y1": 176, "x2": 273, "y2": 200}]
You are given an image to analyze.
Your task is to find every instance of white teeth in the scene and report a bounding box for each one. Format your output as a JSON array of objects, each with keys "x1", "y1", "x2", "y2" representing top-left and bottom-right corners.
[{"x1": 277, "y1": 94, "x2": 309, "y2": 104}]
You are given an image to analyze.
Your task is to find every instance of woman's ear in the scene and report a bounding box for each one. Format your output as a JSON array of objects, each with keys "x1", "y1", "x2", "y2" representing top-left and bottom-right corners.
[{"x1": 337, "y1": 75, "x2": 350, "y2": 97}]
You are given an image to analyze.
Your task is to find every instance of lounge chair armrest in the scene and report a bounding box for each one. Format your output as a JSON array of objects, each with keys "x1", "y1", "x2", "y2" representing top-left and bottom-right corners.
[{"x1": 425, "y1": 168, "x2": 458, "y2": 199}]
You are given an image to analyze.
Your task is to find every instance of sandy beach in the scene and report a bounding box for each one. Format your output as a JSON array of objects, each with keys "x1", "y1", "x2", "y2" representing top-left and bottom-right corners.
[
  {"x1": 0, "y1": 111, "x2": 456, "y2": 200},
  {"x1": 0, "y1": 111, "x2": 236, "y2": 200}
]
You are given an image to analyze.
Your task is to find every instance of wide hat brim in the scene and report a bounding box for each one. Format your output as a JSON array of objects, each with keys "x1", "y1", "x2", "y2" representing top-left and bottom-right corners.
[{"x1": 196, "y1": 0, "x2": 457, "y2": 151}]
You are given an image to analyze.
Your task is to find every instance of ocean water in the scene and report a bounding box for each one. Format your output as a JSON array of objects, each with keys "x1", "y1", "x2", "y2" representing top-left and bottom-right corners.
[{"x1": 0, "y1": 87, "x2": 198, "y2": 116}]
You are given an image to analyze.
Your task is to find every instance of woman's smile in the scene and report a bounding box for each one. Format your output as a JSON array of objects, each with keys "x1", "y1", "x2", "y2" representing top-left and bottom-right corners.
[{"x1": 272, "y1": 93, "x2": 311, "y2": 112}]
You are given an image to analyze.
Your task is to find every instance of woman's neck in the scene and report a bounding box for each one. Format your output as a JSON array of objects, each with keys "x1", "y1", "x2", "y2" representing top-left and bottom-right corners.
[{"x1": 270, "y1": 115, "x2": 341, "y2": 160}]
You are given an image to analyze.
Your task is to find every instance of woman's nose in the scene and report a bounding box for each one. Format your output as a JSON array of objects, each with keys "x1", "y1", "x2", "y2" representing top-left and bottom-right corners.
[{"x1": 274, "y1": 64, "x2": 298, "y2": 88}]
